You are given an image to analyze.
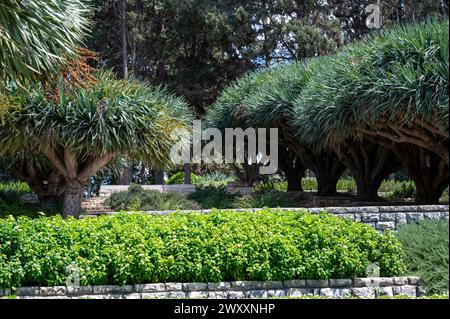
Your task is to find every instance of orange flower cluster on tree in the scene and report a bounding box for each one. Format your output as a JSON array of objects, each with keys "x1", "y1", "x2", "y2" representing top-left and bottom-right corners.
[
  {"x1": 61, "y1": 48, "x2": 97, "y2": 89},
  {"x1": 45, "y1": 48, "x2": 98, "y2": 103}
]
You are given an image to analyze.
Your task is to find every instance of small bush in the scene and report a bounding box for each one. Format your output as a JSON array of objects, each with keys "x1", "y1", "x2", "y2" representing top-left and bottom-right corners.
[
  {"x1": 233, "y1": 191, "x2": 295, "y2": 208},
  {"x1": 0, "y1": 209, "x2": 405, "y2": 288},
  {"x1": 336, "y1": 177, "x2": 356, "y2": 193},
  {"x1": 440, "y1": 187, "x2": 449, "y2": 203},
  {"x1": 396, "y1": 220, "x2": 449, "y2": 295},
  {"x1": 253, "y1": 181, "x2": 288, "y2": 192},
  {"x1": 301, "y1": 177, "x2": 317, "y2": 191},
  {"x1": 253, "y1": 177, "x2": 357, "y2": 193},
  {"x1": 385, "y1": 181, "x2": 416, "y2": 200},
  {"x1": 0, "y1": 181, "x2": 32, "y2": 203},
  {"x1": 166, "y1": 172, "x2": 200, "y2": 185},
  {"x1": 104, "y1": 184, "x2": 199, "y2": 211},
  {"x1": 196, "y1": 172, "x2": 235, "y2": 187},
  {"x1": 187, "y1": 186, "x2": 235, "y2": 209},
  {"x1": 0, "y1": 181, "x2": 60, "y2": 218}
]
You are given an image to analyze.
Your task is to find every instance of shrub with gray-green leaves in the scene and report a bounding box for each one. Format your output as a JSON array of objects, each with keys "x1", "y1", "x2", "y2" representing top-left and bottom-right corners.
[
  {"x1": 104, "y1": 184, "x2": 199, "y2": 211},
  {"x1": 396, "y1": 220, "x2": 449, "y2": 295}
]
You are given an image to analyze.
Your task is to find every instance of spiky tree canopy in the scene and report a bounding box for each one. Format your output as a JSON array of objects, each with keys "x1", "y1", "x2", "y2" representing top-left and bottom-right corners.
[
  {"x1": 205, "y1": 59, "x2": 324, "y2": 131},
  {"x1": 292, "y1": 20, "x2": 449, "y2": 162},
  {"x1": 0, "y1": 71, "x2": 191, "y2": 171},
  {"x1": 0, "y1": 0, "x2": 90, "y2": 90}
]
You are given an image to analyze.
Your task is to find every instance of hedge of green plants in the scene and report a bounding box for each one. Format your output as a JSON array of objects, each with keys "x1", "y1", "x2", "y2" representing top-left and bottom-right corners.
[{"x1": 0, "y1": 209, "x2": 405, "y2": 288}]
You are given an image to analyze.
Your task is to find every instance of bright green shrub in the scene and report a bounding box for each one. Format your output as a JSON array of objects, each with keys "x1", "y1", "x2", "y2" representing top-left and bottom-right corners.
[
  {"x1": 104, "y1": 184, "x2": 199, "y2": 211},
  {"x1": 301, "y1": 177, "x2": 318, "y2": 191},
  {"x1": 187, "y1": 186, "x2": 235, "y2": 209},
  {"x1": 336, "y1": 177, "x2": 357, "y2": 193},
  {"x1": 166, "y1": 172, "x2": 200, "y2": 185},
  {"x1": 0, "y1": 209, "x2": 405, "y2": 288},
  {"x1": 253, "y1": 177, "x2": 357, "y2": 193},
  {"x1": 396, "y1": 220, "x2": 449, "y2": 295}
]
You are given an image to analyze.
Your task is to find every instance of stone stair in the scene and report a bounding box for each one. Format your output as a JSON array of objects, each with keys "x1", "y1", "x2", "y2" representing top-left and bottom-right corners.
[{"x1": 82, "y1": 196, "x2": 111, "y2": 214}]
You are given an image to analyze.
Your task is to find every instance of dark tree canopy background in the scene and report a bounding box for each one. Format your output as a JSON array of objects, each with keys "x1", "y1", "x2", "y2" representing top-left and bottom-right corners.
[{"x1": 87, "y1": 0, "x2": 448, "y2": 116}]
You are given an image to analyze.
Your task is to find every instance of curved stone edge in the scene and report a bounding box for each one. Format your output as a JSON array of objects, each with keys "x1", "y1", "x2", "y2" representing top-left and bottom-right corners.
[{"x1": 0, "y1": 276, "x2": 423, "y2": 299}]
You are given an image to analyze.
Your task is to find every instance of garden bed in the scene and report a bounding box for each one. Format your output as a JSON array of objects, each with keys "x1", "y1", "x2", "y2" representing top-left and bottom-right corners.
[{"x1": 0, "y1": 210, "x2": 405, "y2": 289}]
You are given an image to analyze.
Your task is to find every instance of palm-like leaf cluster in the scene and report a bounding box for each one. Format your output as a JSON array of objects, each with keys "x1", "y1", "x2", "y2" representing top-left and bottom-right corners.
[
  {"x1": 0, "y1": 0, "x2": 90, "y2": 90},
  {"x1": 0, "y1": 71, "x2": 191, "y2": 169},
  {"x1": 294, "y1": 19, "x2": 449, "y2": 149}
]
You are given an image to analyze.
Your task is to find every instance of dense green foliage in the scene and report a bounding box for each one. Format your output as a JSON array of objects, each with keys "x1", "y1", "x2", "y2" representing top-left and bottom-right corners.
[
  {"x1": 187, "y1": 186, "x2": 236, "y2": 209},
  {"x1": 396, "y1": 220, "x2": 449, "y2": 295},
  {"x1": 0, "y1": 0, "x2": 89, "y2": 90},
  {"x1": 166, "y1": 172, "x2": 200, "y2": 185},
  {"x1": 88, "y1": 0, "x2": 343, "y2": 114},
  {"x1": 233, "y1": 191, "x2": 294, "y2": 209},
  {"x1": 0, "y1": 210, "x2": 405, "y2": 288},
  {"x1": 0, "y1": 71, "x2": 191, "y2": 167},
  {"x1": 195, "y1": 172, "x2": 236, "y2": 187},
  {"x1": 104, "y1": 185, "x2": 199, "y2": 211},
  {"x1": 88, "y1": 0, "x2": 446, "y2": 114}
]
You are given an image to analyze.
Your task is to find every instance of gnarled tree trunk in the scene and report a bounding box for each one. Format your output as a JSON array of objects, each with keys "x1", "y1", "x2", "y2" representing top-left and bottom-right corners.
[
  {"x1": 184, "y1": 163, "x2": 192, "y2": 184},
  {"x1": 337, "y1": 140, "x2": 401, "y2": 202},
  {"x1": 282, "y1": 134, "x2": 346, "y2": 196},
  {"x1": 282, "y1": 136, "x2": 345, "y2": 196},
  {"x1": 315, "y1": 165, "x2": 343, "y2": 196},
  {"x1": 278, "y1": 147, "x2": 305, "y2": 192},
  {"x1": 10, "y1": 160, "x2": 65, "y2": 203},
  {"x1": 393, "y1": 144, "x2": 449, "y2": 204},
  {"x1": 232, "y1": 162, "x2": 260, "y2": 187},
  {"x1": 42, "y1": 145, "x2": 113, "y2": 218}
]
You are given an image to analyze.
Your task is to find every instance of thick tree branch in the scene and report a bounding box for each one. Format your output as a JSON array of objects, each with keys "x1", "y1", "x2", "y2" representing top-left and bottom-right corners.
[
  {"x1": 64, "y1": 149, "x2": 78, "y2": 179},
  {"x1": 77, "y1": 153, "x2": 113, "y2": 183},
  {"x1": 43, "y1": 145, "x2": 68, "y2": 177}
]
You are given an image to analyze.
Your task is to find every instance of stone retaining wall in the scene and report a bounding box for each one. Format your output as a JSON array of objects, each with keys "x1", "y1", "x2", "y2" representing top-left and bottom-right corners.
[
  {"x1": 0, "y1": 276, "x2": 422, "y2": 299},
  {"x1": 84, "y1": 205, "x2": 449, "y2": 232}
]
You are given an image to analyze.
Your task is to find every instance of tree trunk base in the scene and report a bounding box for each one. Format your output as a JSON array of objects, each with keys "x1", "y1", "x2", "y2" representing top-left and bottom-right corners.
[{"x1": 62, "y1": 179, "x2": 83, "y2": 219}]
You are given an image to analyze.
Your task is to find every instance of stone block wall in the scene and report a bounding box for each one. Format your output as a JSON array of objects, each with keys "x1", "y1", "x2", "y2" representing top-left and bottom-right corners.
[{"x1": 0, "y1": 276, "x2": 422, "y2": 299}]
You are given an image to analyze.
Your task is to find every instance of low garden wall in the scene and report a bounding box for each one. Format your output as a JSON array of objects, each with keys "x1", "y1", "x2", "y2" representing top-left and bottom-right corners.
[
  {"x1": 84, "y1": 205, "x2": 449, "y2": 232},
  {"x1": 99, "y1": 185, "x2": 253, "y2": 197},
  {"x1": 100, "y1": 184, "x2": 197, "y2": 197},
  {"x1": 1, "y1": 276, "x2": 422, "y2": 299}
]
